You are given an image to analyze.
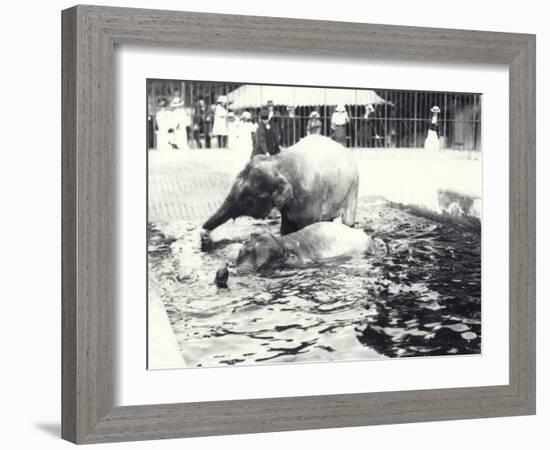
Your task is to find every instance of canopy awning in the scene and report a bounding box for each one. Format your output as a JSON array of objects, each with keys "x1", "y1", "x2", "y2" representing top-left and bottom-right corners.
[{"x1": 227, "y1": 84, "x2": 388, "y2": 109}]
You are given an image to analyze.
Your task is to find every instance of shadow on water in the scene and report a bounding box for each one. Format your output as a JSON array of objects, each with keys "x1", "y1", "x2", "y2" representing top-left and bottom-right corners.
[{"x1": 148, "y1": 198, "x2": 481, "y2": 368}]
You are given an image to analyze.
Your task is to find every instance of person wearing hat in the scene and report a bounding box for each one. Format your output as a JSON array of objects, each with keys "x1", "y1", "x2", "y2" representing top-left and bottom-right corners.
[
  {"x1": 226, "y1": 107, "x2": 239, "y2": 149},
  {"x1": 192, "y1": 97, "x2": 212, "y2": 149},
  {"x1": 237, "y1": 110, "x2": 257, "y2": 154},
  {"x1": 266, "y1": 100, "x2": 276, "y2": 121},
  {"x1": 212, "y1": 95, "x2": 229, "y2": 148},
  {"x1": 170, "y1": 96, "x2": 190, "y2": 150},
  {"x1": 147, "y1": 101, "x2": 155, "y2": 150},
  {"x1": 424, "y1": 105, "x2": 441, "y2": 150},
  {"x1": 266, "y1": 100, "x2": 284, "y2": 146},
  {"x1": 251, "y1": 108, "x2": 281, "y2": 158},
  {"x1": 361, "y1": 104, "x2": 376, "y2": 147},
  {"x1": 154, "y1": 98, "x2": 174, "y2": 151},
  {"x1": 306, "y1": 110, "x2": 322, "y2": 136},
  {"x1": 330, "y1": 104, "x2": 350, "y2": 146}
]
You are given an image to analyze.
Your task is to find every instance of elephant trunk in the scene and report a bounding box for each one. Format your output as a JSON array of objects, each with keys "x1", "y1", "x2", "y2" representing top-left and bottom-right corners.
[{"x1": 203, "y1": 197, "x2": 235, "y2": 231}]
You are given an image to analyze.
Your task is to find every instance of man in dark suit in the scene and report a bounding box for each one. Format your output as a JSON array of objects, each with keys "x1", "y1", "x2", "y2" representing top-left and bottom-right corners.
[
  {"x1": 251, "y1": 109, "x2": 281, "y2": 157},
  {"x1": 192, "y1": 96, "x2": 212, "y2": 149}
]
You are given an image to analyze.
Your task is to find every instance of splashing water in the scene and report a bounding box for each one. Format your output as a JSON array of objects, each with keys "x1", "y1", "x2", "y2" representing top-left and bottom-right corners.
[{"x1": 148, "y1": 198, "x2": 481, "y2": 368}]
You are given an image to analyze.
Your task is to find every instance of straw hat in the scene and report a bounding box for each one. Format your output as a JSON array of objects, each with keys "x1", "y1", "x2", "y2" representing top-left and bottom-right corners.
[
  {"x1": 170, "y1": 97, "x2": 184, "y2": 107},
  {"x1": 309, "y1": 111, "x2": 320, "y2": 118},
  {"x1": 431, "y1": 105, "x2": 441, "y2": 113},
  {"x1": 335, "y1": 104, "x2": 346, "y2": 112},
  {"x1": 241, "y1": 111, "x2": 252, "y2": 120}
]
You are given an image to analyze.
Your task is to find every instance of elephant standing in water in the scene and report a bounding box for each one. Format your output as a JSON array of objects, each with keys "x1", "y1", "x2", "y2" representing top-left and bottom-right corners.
[{"x1": 201, "y1": 135, "x2": 359, "y2": 245}]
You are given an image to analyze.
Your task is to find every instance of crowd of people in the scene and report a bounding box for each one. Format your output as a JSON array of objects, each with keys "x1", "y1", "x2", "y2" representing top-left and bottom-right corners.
[
  {"x1": 150, "y1": 93, "x2": 381, "y2": 156},
  {"x1": 151, "y1": 94, "x2": 259, "y2": 154}
]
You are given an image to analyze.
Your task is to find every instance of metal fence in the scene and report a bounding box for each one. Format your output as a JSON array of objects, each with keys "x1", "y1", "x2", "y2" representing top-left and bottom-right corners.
[{"x1": 147, "y1": 80, "x2": 481, "y2": 151}]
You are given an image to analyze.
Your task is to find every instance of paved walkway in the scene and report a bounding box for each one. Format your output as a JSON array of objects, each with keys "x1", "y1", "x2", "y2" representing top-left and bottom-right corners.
[{"x1": 148, "y1": 148, "x2": 249, "y2": 223}]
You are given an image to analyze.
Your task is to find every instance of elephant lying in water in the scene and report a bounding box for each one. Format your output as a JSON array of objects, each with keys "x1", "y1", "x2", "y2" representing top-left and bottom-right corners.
[
  {"x1": 236, "y1": 222, "x2": 388, "y2": 271},
  {"x1": 201, "y1": 135, "x2": 359, "y2": 247}
]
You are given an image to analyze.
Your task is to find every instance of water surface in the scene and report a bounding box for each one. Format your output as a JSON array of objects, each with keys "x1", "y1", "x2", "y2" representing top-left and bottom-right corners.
[{"x1": 148, "y1": 198, "x2": 481, "y2": 367}]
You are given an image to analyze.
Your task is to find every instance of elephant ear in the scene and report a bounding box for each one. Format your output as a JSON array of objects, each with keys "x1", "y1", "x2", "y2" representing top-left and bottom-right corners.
[{"x1": 272, "y1": 173, "x2": 293, "y2": 210}]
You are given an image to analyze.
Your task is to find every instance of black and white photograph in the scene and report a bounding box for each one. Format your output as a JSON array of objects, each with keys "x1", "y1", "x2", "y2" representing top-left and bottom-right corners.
[
  {"x1": 2, "y1": 0, "x2": 544, "y2": 447},
  {"x1": 147, "y1": 79, "x2": 482, "y2": 369}
]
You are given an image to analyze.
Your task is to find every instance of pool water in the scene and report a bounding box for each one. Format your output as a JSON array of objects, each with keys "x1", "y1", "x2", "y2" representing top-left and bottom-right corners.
[{"x1": 148, "y1": 197, "x2": 481, "y2": 368}]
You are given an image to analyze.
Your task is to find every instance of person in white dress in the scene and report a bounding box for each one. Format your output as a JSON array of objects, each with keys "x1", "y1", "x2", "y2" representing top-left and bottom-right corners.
[
  {"x1": 330, "y1": 104, "x2": 350, "y2": 146},
  {"x1": 170, "y1": 97, "x2": 189, "y2": 150},
  {"x1": 237, "y1": 111, "x2": 257, "y2": 154},
  {"x1": 212, "y1": 95, "x2": 229, "y2": 148},
  {"x1": 306, "y1": 111, "x2": 322, "y2": 135},
  {"x1": 154, "y1": 98, "x2": 174, "y2": 151},
  {"x1": 424, "y1": 105, "x2": 441, "y2": 150},
  {"x1": 226, "y1": 109, "x2": 240, "y2": 149}
]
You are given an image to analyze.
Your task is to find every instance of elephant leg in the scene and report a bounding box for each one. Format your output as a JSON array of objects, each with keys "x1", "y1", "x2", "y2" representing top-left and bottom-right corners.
[
  {"x1": 342, "y1": 181, "x2": 358, "y2": 227},
  {"x1": 280, "y1": 212, "x2": 299, "y2": 235}
]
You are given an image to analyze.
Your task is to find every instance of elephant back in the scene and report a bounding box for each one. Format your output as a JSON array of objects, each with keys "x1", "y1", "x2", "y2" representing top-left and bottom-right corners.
[
  {"x1": 276, "y1": 135, "x2": 359, "y2": 228},
  {"x1": 280, "y1": 135, "x2": 358, "y2": 190}
]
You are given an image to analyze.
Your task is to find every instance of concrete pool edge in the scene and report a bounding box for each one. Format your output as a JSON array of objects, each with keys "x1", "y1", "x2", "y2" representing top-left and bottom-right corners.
[{"x1": 148, "y1": 287, "x2": 187, "y2": 370}]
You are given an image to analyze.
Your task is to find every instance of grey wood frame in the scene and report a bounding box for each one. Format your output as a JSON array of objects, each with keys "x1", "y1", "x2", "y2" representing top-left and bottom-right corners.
[{"x1": 62, "y1": 5, "x2": 536, "y2": 444}]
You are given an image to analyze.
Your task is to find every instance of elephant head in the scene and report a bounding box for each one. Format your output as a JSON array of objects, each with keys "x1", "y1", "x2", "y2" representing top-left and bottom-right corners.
[
  {"x1": 236, "y1": 232, "x2": 286, "y2": 271},
  {"x1": 202, "y1": 155, "x2": 294, "y2": 231}
]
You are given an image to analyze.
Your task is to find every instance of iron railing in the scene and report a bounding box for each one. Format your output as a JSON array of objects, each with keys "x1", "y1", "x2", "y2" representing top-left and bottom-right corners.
[{"x1": 147, "y1": 80, "x2": 481, "y2": 151}]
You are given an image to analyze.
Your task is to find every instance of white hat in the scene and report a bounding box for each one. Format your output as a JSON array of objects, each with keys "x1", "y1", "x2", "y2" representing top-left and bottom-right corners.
[
  {"x1": 431, "y1": 105, "x2": 441, "y2": 113},
  {"x1": 170, "y1": 97, "x2": 184, "y2": 107},
  {"x1": 217, "y1": 95, "x2": 228, "y2": 104},
  {"x1": 335, "y1": 104, "x2": 346, "y2": 112},
  {"x1": 309, "y1": 111, "x2": 320, "y2": 118},
  {"x1": 241, "y1": 111, "x2": 251, "y2": 120}
]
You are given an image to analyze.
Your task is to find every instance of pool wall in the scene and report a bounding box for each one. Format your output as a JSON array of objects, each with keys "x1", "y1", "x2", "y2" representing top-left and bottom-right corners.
[{"x1": 353, "y1": 148, "x2": 481, "y2": 228}]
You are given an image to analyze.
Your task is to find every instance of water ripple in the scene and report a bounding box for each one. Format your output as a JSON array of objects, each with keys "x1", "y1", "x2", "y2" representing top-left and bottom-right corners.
[{"x1": 149, "y1": 199, "x2": 481, "y2": 367}]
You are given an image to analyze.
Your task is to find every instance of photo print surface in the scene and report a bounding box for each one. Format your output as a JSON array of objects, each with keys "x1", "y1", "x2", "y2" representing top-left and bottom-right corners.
[{"x1": 147, "y1": 79, "x2": 482, "y2": 369}]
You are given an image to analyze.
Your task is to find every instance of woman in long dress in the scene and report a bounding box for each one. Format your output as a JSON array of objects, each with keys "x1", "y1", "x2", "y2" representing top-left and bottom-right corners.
[
  {"x1": 330, "y1": 104, "x2": 350, "y2": 146},
  {"x1": 212, "y1": 95, "x2": 229, "y2": 148},
  {"x1": 170, "y1": 97, "x2": 189, "y2": 150},
  {"x1": 237, "y1": 111, "x2": 257, "y2": 154},
  {"x1": 306, "y1": 111, "x2": 322, "y2": 135},
  {"x1": 155, "y1": 98, "x2": 173, "y2": 151},
  {"x1": 424, "y1": 105, "x2": 441, "y2": 150},
  {"x1": 226, "y1": 110, "x2": 239, "y2": 149}
]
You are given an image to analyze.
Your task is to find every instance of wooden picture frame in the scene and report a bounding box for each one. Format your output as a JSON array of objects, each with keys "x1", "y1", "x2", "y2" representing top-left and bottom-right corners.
[{"x1": 61, "y1": 5, "x2": 536, "y2": 444}]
